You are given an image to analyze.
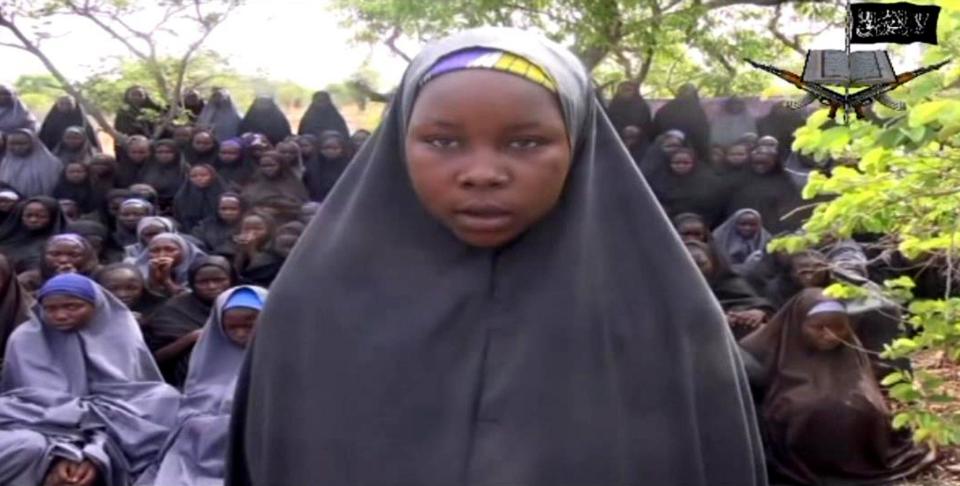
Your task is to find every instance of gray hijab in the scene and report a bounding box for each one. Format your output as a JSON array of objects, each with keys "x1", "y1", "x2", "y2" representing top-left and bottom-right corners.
[
  {"x1": 0, "y1": 279, "x2": 179, "y2": 486},
  {"x1": 148, "y1": 286, "x2": 267, "y2": 486},
  {"x1": 712, "y1": 208, "x2": 773, "y2": 270},
  {"x1": 227, "y1": 27, "x2": 765, "y2": 486},
  {"x1": 0, "y1": 128, "x2": 63, "y2": 197},
  {"x1": 132, "y1": 232, "x2": 207, "y2": 286},
  {"x1": 197, "y1": 91, "x2": 241, "y2": 142},
  {"x1": 0, "y1": 85, "x2": 37, "y2": 134}
]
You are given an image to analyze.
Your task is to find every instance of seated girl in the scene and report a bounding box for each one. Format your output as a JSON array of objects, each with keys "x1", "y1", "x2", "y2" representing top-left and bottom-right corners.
[
  {"x1": 144, "y1": 286, "x2": 266, "y2": 486},
  {"x1": 0, "y1": 273, "x2": 180, "y2": 486},
  {"x1": 712, "y1": 208, "x2": 772, "y2": 273},
  {"x1": 145, "y1": 256, "x2": 235, "y2": 388},
  {"x1": 132, "y1": 232, "x2": 206, "y2": 298},
  {"x1": 40, "y1": 233, "x2": 101, "y2": 282},
  {"x1": 95, "y1": 263, "x2": 165, "y2": 325},
  {"x1": 740, "y1": 289, "x2": 935, "y2": 485}
]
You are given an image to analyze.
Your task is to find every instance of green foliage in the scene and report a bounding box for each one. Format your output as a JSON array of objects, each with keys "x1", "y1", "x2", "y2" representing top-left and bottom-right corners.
[
  {"x1": 767, "y1": 3, "x2": 960, "y2": 448},
  {"x1": 333, "y1": 0, "x2": 835, "y2": 97}
]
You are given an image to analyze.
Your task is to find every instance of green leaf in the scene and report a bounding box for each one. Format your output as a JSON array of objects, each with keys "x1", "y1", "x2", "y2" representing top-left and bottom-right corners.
[
  {"x1": 910, "y1": 101, "x2": 947, "y2": 127},
  {"x1": 881, "y1": 371, "x2": 904, "y2": 386},
  {"x1": 893, "y1": 412, "x2": 912, "y2": 430}
]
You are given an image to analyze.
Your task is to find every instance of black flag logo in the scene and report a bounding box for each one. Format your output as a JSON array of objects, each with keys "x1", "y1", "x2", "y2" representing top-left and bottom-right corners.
[{"x1": 851, "y1": 2, "x2": 940, "y2": 45}]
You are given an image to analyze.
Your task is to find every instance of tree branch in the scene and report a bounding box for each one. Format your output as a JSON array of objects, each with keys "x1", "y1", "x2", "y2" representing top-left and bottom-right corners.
[
  {"x1": 768, "y1": 4, "x2": 806, "y2": 56},
  {"x1": 704, "y1": 0, "x2": 829, "y2": 9},
  {"x1": 384, "y1": 26, "x2": 412, "y2": 63}
]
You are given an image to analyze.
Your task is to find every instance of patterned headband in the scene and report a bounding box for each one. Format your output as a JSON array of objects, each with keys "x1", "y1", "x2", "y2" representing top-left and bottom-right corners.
[{"x1": 420, "y1": 47, "x2": 557, "y2": 94}]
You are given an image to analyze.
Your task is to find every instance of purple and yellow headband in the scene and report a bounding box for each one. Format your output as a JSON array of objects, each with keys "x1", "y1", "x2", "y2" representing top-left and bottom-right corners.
[{"x1": 420, "y1": 48, "x2": 557, "y2": 94}]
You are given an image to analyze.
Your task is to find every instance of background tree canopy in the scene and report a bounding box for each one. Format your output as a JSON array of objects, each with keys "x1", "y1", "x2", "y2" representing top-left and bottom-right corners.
[{"x1": 332, "y1": 0, "x2": 846, "y2": 97}]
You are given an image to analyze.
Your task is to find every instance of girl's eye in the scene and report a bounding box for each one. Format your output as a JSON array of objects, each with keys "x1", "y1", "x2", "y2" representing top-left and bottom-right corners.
[
  {"x1": 509, "y1": 138, "x2": 543, "y2": 150},
  {"x1": 426, "y1": 137, "x2": 459, "y2": 150}
]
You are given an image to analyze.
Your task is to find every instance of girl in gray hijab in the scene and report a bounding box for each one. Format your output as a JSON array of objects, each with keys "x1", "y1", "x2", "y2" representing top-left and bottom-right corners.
[
  {"x1": 0, "y1": 128, "x2": 63, "y2": 197},
  {"x1": 0, "y1": 273, "x2": 180, "y2": 486},
  {"x1": 0, "y1": 85, "x2": 37, "y2": 133},
  {"x1": 227, "y1": 27, "x2": 765, "y2": 486},
  {"x1": 197, "y1": 88, "x2": 242, "y2": 142},
  {"x1": 712, "y1": 208, "x2": 773, "y2": 272},
  {"x1": 143, "y1": 285, "x2": 267, "y2": 486}
]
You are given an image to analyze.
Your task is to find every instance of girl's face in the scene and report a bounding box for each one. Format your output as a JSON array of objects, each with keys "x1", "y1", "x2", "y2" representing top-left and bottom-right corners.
[
  {"x1": 192, "y1": 132, "x2": 216, "y2": 153},
  {"x1": 140, "y1": 222, "x2": 167, "y2": 245},
  {"x1": 193, "y1": 265, "x2": 232, "y2": 303},
  {"x1": 320, "y1": 139, "x2": 345, "y2": 160},
  {"x1": 90, "y1": 159, "x2": 113, "y2": 178},
  {"x1": 65, "y1": 163, "x2": 88, "y2": 184},
  {"x1": 127, "y1": 142, "x2": 151, "y2": 163},
  {"x1": 735, "y1": 212, "x2": 761, "y2": 239},
  {"x1": 801, "y1": 312, "x2": 853, "y2": 352},
  {"x1": 620, "y1": 126, "x2": 641, "y2": 147},
  {"x1": 250, "y1": 144, "x2": 267, "y2": 160},
  {"x1": 350, "y1": 131, "x2": 370, "y2": 150},
  {"x1": 219, "y1": 144, "x2": 242, "y2": 164},
  {"x1": 155, "y1": 144, "x2": 178, "y2": 164},
  {"x1": 296, "y1": 138, "x2": 316, "y2": 158},
  {"x1": 223, "y1": 307, "x2": 259, "y2": 347},
  {"x1": 724, "y1": 145, "x2": 749, "y2": 168},
  {"x1": 59, "y1": 200, "x2": 79, "y2": 220},
  {"x1": 790, "y1": 254, "x2": 830, "y2": 288},
  {"x1": 56, "y1": 96, "x2": 74, "y2": 112},
  {"x1": 669, "y1": 152, "x2": 695, "y2": 176},
  {"x1": 174, "y1": 126, "x2": 193, "y2": 146},
  {"x1": 99, "y1": 268, "x2": 143, "y2": 307},
  {"x1": 404, "y1": 70, "x2": 572, "y2": 248},
  {"x1": 63, "y1": 130, "x2": 86, "y2": 150},
  {"x1": 8, "y1": 133, "x2": 33, "y2": 157},
  {"x1": 108, "y1": 196, "x2": 126, "y2": 217},
  {"x1": 41, "y1": 294, "x2": 95, "y2": 332},
  {"x1": 189, "y1": 166, "x2": 214, "y2": 188},
  {"x1": 127, "y1": 88, "x2": 147, "y2": 106},
  {"x1": 22, "y1": 202, "x2": 52, "y2": 231},
  {"x1": 119, "y1": 205, "x2": 148, "y2": 230},
  {"x1": 677, "y1": 219, "x2": 708, "y2": 243},
  {"x1": 45, "y1": 239, "x2": 89, "y2": 274},
  {"x1": 687, "y1": 246, "x2": 714, "y2": 278},
  {"x1": 259, "y1": 156, "x2": 281, "y2": 178},
  {"x1": 218, "y1": 197, "x2": 242, "y2": 223},
  {"x1": 750, "y1": 150, "x2": 778, "y2": 175},
  {"x1": 0, "y1": 197, "x2": 18, "y2": 213},
  {"x1": 148, "y1": 237, "x2": 184, "y2": 266},
  {"x1": 274, "y1": 232, "x2": 300, "y2": 258},
  {"x1": 240, "y1": 215, "x2": 270, "y2": 247},
  {"x1": 277, "y1": 143, "x2": 300, "y2": 165},
  {"x1": 660, "y1": 136, "x2": 682, "y2": 156}
]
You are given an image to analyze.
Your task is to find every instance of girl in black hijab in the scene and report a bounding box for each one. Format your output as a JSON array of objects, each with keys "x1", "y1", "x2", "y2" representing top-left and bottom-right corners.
[
  {"x1": 232, "y1": 210, "x2": 284, "y2": 287},
  {"x1": 297, "y1": 90, "x2": 350, "y2": 139},
  {"x1": 652, "y1": 83, "x2": 712, "y2": 161},
  {"x1": 605, "y1": 80, "x2": 653, "y2": 139},
  {"x1": 227, "y1": 27, "x2": 764, "y2": 486},
  {"x1": 52, "y1": 126, "x2": 98, "y2": 165},
  {"x1": 214, "y1": 138, "x2": 254, "y2": 190},
  {"x1": 0, "y1": 252, "x2": 31, "y2": 372},
  {"x1": 241, "y1": 150, "x2": 309, "y2": 208},
  {"x1": 67, "y1": 219, "x2": 123, "y2": 264},
  {"x1": 183, "y1": 128, "x2": 220, "y2": 166},
  {"x1": 0, "y1": 186, "x2": 22, "y2": 228},
  {"x1": 114, "y1": 85, "x2": 164, "y2": 137},
  {"x1": 0, "y1": 196, "x2": 68, "y2": 270},
  {"x1": 95, "y1": 262, "x2": 166, "y2": 324},
  {"x1": 302, "y1": 131, "x2": 352, "y2": 202},
  {"x1": 88, "y1": 154, "x2": 120, "y2": 194},
  {"x1": 146, "y1": 255, "x2": 235, "y2": 388},
  {"x1": 238, "y1": 96, "x2": 292, "y2": 145},
  {"x1": 117, "y1": 135, "x2": 152, "y2": 188},
  {"x1": 52, "y1": 161, "x2": 98, "y2": 214},
  {"x1": 181, "y1": 88, "x2": 205, "y2": 122},
  {"x1": 140, "y1": 139, "x2": 189, "y2": 211},
  {"x1": 38, "y1": 95, "x2": 100, "y2": 151},
  {"x1": 192, "y1": 192, "x2": 244, "y2": 257},
  {"x1": 725, "y1": 143, "x2": 804, "y2": 235},
  {"x1": 649, "y1": 147, "x2": 727, "y2": 227},
  {"x1": 174, "y1": 163, "x2": 227, "y2": 233}
]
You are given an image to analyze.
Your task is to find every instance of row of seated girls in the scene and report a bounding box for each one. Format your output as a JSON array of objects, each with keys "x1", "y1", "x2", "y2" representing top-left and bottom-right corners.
[{"x1": 0, "y1": 271, "x2": 267, "y2": 486}]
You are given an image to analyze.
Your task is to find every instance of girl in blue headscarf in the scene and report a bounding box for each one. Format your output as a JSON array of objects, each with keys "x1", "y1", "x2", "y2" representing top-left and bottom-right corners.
[{"x1": 0, "y1": 274, "x2": 180, "y2": 486}]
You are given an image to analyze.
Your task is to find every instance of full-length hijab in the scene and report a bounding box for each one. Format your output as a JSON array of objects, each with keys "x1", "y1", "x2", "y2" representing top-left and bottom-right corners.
[
  {"x1": 132, "y1": 232, "x2": 206, "y2": 286},
  {"x1": 39, "y1": 97, "x2": 100, "y2": 151},
  {"x1": 227, "y1": 27, "x2": 765, "y2": 486},
  {"x1": 0, "y1": 278, "x2": 180, "y2": 486},
  {"x1": 0, "y1": 129, "x2": 64, "y2": 197},
  {"x1": 139, "y1": 139, "x2": 189, "y2": 201},
  {"x1": 173, "y1": 164, "x2": 227, "y2": 233},
  {"x1": 0, "y1": 254, "x2": 32, "y2": 372},
  {"x1": 0, "y1": 85, "x2": 37, "y2": 133},
  {"x1": 741, "y1": 289, "x2": 934, "y2": 485},
  {"x1": 197, "y1": 93, "x2": 242, "y2": 142},
  {"x1": 150, "y1": 285, "x2": 267, "y2": 486},
  {"x1": 53, "y1": 126, "x2": 99, "y2": 165},
  {"x1": 238, "y1": 97, "x2": 291, "y2": 145},
  {"x1": 297, "y1": 91, "x2": 350, "y2": 139}
]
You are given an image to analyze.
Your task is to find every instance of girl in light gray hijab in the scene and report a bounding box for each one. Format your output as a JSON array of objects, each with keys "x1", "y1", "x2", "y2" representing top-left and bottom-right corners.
[
  {"x1": 0, "y1": 128, "x2": 63, "y2": 197},
  {"x1": 0, "y1": 84, "x2": 37, "y2": 133},
  {"x1": 227, "y1": 27, "x2": 765, "y2": 486},
  {"x1": 0, "y1": 274, "x2": 179, "y2": 486},
  {"x1": 197, "y1": 88, "x2": 242, "y2": 142}
]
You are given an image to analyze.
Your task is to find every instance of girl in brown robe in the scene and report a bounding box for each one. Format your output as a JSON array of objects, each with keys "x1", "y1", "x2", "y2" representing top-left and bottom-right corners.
[{"x1": 741, "y1": 288, "x2": 935, "y2": 485}]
